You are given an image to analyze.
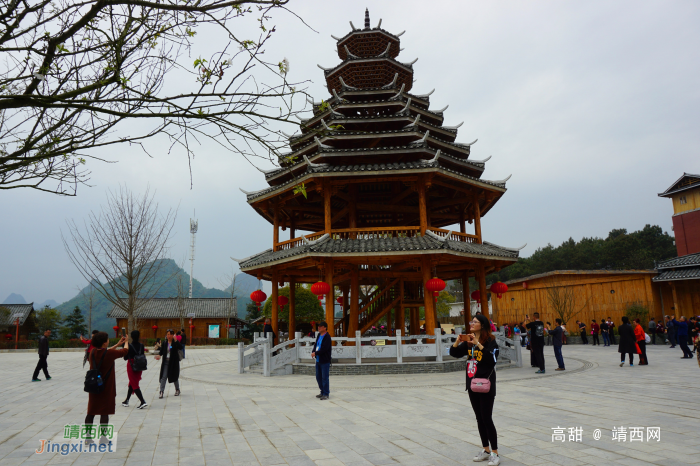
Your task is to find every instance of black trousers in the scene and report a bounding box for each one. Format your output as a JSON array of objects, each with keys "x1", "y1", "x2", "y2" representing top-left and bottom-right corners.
[
  {"x1": 32, "y1": 355, "x2": 49, "y2": 379},
  {"x1": 637, "y1": 340, "x2": 647, "y2": 364},
  {"x1": 609, "y1": 331, "x2": 616, "y2": 345},
  {"x1": 532, "y1": 344, "x2": 545, "y2": 371},
  {"x1": 580, "y1": 331, "x2": 589, "y2": 344},
  {"x1": 679, "y1": 339, "x2": 693, "y2": 358},
  {"x1": 621, "y1": 353, "x2": 634, "y2": 364},
  {"x1": 468, "y1": 389, "x2": 498, "y2": 451},
  {"x1": 592, "y1": 334, "x2": 599, "y2": 345}
]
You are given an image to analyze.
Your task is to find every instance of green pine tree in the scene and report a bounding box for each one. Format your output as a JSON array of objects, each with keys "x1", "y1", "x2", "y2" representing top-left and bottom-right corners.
[{"x1": 60, "y1": 306, "x2": 88, "y2": 340}]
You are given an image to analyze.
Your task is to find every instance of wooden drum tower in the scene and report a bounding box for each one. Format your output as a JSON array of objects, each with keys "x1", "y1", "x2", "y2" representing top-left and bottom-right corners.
[{"x1": 238, "y1": 11, "x2": 521, "y2": 340}]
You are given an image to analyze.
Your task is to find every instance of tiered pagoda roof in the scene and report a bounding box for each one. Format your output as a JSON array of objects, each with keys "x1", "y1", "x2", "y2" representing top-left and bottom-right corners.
[{"x1": 237, "y1": 10, "x2": 520, "y2": 277}]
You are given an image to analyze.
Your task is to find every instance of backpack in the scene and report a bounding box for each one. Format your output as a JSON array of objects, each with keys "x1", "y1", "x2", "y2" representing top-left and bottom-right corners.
[
  {"x1": 84, "y1": 349, "x2": 112, "y2": 394},
  {"x1": 131, "y1": 343, "x2": 148, "y2": 372}
]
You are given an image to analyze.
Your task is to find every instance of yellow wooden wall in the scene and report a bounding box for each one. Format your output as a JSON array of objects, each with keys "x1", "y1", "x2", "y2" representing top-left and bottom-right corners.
[
  {"x1": 655, "y1": 281, "x2": 700, "y2": 318},
  {"x1": 672, "y1": 187, "x2": 700, "y2": 214},
  {"x1": 492, "y1": 272, "x2": 662, "y2": 328},
  {"x1": 115, "y1": 317, "x2": 230, "y2": 339}
]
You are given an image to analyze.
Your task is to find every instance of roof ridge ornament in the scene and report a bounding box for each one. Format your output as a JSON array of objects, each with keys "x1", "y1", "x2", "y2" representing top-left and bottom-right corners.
[
  {"x1": 331, "y1": 88, "x2": 345, "y2": 103},
  {"x1": 295, "y1": 114, "x2": 311, "y2": 123},
  {"x1": 305, "y1": 233, "x2": 331, "y2": 246},
  {"x1": 396, "y1": 30, "x2": 406, "y2": 37},
  {"x1": 425, "y1": 229, "x2": 448, "y2": 242},
  {"x1": 492, "y1": 174, "x2": 512, "y2": 184},
  {"x1": 239, "y1": 187, "x2": 268, "y2": 196},
  {"x1": 403, "y1": 58, "x2": 418, "y2": 66},
  {"x1": 331, "y1": 34, "x2": 341, "y2": 41},
  {"x1": 405, "y1": 113, "x2": 421, "y2": 128},
  {"x1": 364, "y1": 8, "x2": 370, "y2": 29},
  {"x1": 349, "y1": 21, "x2": 358, "y2": 31},
  {"x1": 469, "y1": 155, "x2": 492, "y2": 163},
  {"x1": 255, "y1": 165, "x2": 280, "y2": 175},
  {"x1": 413, "y1": 89, "x2": 435, "y2": 99},
  {"x1": 344, "y1": 45, "x2": 359, "y2": 59},
  {"x1": 416, "y1": 130, "x2": 429, "y2": 143},
  {"x1": 387, "y1": 83, "x2": 405, "y2": 101},
  {"x1": 303, "y1": 154, "x2": 325, "y2": 168},
  {"x1": 338, "y1": 76, "x2": 357, "y2": 90},
  {"x1": 381, "y1": 73, "x2": 398, "y2": 89},
  {"x1": 280, "y1": 130, "x2": 298, "y2": 138},
  {"x1": 378, "y1": 42, "x2": 392, "y2": 58},
  {"x1": 314, "y1": 136, "x2": 332, "y2": 150},
  {"x1": 429, "y1": 149, "x2": 441, "y2": 163},
  {"x1": 376, "y1": 18, "x2": 382, "y2": 29},
  {"x1": 434, "y1": 105, "x2": 448, "y2": 113},
  {"x1": 483, "y1": 240, "x2": 526, "y2": 252},
  {"x1": 397, "y1": 97, "x2": 412, "y2": 114},
  {"x1": 320, "y1": 119, "x2": 333, "y2": 131},
  {"x1": 317, "y1": 64, "x2": 333, "y2": 71},
  {"x1": 442, "y1": 121, "x2": 463, "y2": 130}
]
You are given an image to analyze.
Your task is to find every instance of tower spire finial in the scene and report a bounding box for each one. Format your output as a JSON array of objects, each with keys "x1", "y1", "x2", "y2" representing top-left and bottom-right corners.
[{"x1": 364, "y1": 8, "x2": 370, "y2": 29}]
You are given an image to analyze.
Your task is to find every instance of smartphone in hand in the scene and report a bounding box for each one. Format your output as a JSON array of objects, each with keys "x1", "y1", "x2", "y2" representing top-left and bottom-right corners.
[{"x1": 121, "y1": 327, "x2": 126, "y2": 337}]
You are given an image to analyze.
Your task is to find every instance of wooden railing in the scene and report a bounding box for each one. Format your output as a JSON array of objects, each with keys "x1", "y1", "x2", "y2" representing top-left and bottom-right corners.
[
  {"x1": 275, "y1": 231, "x2": 325, "y2": 251},
  {"x1": 427, "y1": 227, "x2": 479, "y2": 243},
  {"x1": 274, "y1": 226, "x2": 477, "y2": 251},
  {"x1": 332, "y1": 226, "x2": 421, "y2": 240}
]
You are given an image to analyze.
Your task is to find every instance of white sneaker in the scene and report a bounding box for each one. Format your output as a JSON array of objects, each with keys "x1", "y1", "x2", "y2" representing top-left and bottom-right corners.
[
  {"x1": 487, "y1": 453, "x2": 501, "y2": 465},
  {"x1": 473, "y1": 450, "x2": 490, "y2": 462}
]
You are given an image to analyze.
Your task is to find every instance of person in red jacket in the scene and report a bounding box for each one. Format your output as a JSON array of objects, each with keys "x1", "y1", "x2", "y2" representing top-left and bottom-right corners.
[{"x1": 591, "y1": 320, "x2": 600, "y2": 346}]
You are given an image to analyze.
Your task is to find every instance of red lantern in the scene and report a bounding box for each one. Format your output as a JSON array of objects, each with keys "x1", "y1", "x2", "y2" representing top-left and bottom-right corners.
[
  {"x1": 112, "y1": 325, "x2": 120, "y2": 337},
  {"x1": 151, "y1": 324, "x2": 158, "y2": 330},
  {"x1": 336, "y1": 296, "x2": 344, "y2": 305},
  {"x1": 5, "y1": 333, "x2": 12, "y2": 341},
  {"x1": 311, "y1": 281, "x2": 331, "y2": 301},
  {"x1": 471, "y1": 290, "x2": 481, "y2": 307},
  {"x1": 425, "y1": 277, "x2": 446, "y2": 302},
  {"x1": 250, "y1": 289, "x2": 267, "y2": 309},
  {"x1": 278, "y1": 295, "x2": 289, "y2": 306},
  {"x1": 522, "y1": 282, "x2": 528, "y2": 290},
  {"x1": 490, "y1": 282, "x2": 508, "y2": 299}
]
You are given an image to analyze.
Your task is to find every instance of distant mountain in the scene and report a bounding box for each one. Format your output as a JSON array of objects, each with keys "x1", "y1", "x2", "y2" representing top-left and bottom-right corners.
[
  {"x1": 2, "y1": 293, "x2": 27, "y2": 304},
  {"x1": 36, "y1": 299, "x2": 59, "y2": 309},
  {"x1": 57, "y1": 259, "x2": 250, "y2": 332}
]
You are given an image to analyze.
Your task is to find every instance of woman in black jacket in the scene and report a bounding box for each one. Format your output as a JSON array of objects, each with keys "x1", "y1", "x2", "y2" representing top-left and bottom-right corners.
[
  {"x1": 121, "y1": 330, "x2": 148, "y2": 409},
  {"x1": 450, "y1": 314, "x2": 501, "y2": 465},
  {"x1": 155, "y1": 329, "x2": 182, "y2": 398},
  {"x1": 618, "y1": 316, "x2": 637, "y2": 367}
]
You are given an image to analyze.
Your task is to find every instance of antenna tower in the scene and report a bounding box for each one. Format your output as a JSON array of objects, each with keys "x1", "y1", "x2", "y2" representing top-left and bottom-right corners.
[{"x1": 189, "y1": 217, "x2": 198, "y2": 299}]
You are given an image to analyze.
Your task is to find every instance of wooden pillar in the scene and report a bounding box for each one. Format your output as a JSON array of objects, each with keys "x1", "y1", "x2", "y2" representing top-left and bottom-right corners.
[
  {"x1": 273, "y1": 205, "x2": 279, "y2": 248},
  {"x1": 473, "y1": 192, "x2": 482, "y2": 244},
  {"x1": 459, "y1": 207, "x2": 466, "y2": 234},
  {"x1": 349, "y1": 185, "x2": 357, "y2": 239},
  {"x1": 342, "y1": 285, "x2": 349, "y2": 336},
  {"x1": 289, "y1": 278, "x2": 296, "y2": 335},
  {"x1": 325, "y1": 261, "x2": 334, "y2": 337},
  {"x1": 422, "y1": 256, "x2": 436, "y2": 336},
  {"x1": 324, "y1": 181, "x2": 332, "y2": 234},
  {"x1": 395, "y1": 280, "x2": 404, "y2": 335},
  {"x1": 462, "y1": 272, "x2": 470, "y2": 327},
  {"x1": 271, "y1": 269, "x2": 279, "y2": 345},
  {"x1": 477, "y1": 261, "x2": 488, "y2": 317},
  {"x1": 290, "y1": 214, "x2": 296, "y2": 240},
  {"x1": 418, "y1": 182, "x2": 428, "y2": 235},
  {"x1": 670, "y1": 282, "x2": 680, "y2": 319},
  {"x1": 348, "y1": 265, "x2": 359, "y2": 343}
]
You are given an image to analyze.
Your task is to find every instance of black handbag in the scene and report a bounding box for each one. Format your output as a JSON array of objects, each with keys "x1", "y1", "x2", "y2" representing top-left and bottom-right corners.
[{"x1": 84, "y1": 350, "x2": 112, "y2": 394}]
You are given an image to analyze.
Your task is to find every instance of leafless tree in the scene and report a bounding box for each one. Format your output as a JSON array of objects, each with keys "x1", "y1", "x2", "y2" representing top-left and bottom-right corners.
[
  {"x1": 545, "y1": 277, "x2": 591, "y2": 328},
  {"x1": 218, "y1": 270, "x2": 242, "y2": 338},
  {"x1": 0, "y1": 0, "x2": 310, "y2": 196},
  {"x1": 77, "y1": 281, "x2": 97, "y2": 334},
  {"x1": 63, "y1": 186, "x2": 177, "y2": 332}
]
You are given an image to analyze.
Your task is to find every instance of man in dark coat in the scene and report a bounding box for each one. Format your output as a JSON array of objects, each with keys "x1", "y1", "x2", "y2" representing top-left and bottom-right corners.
[
  {"x1": 32, "y1": 330, "x2": 52, "y2": 381},
  {"x1": 312, "y1": 321, "x2": 332, "y2": 400},
  {"x1": 156, "y1": 329, "x2": 182, "y2": 398},
  {"x1": 618, "y1": 316, "x2": 637, "y2": 367}
]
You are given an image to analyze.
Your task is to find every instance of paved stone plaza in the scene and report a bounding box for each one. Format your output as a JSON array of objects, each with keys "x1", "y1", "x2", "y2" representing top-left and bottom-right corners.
[{"x1": 0, "y1": 345, "x2": 698, "y2": 466}]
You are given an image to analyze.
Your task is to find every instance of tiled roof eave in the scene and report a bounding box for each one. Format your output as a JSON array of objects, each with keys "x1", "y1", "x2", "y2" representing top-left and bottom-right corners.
[
  {"x1": 247, "y1": 163, "x2": 506, "y2": 203},
  {"x1": 323, "y1": 56, "x2": 413, "y2": 78},
  {"x1": 335, "y1": 28, "x2": 401, "y2": 46},
  {"x1": 656, "y1": 252, "x2": 700, "y2": 269},
  {"x1": 652, "y1": 268, "x2": 700, "y2": 281},
  {"x1": 240, "y1": 244, "x2": 518, "y2": 270}
]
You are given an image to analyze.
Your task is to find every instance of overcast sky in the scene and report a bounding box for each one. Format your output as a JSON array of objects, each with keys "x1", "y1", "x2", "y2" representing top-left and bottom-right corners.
[{"x1": 2, "y1": 0, "x2": 699, "y2": 305}]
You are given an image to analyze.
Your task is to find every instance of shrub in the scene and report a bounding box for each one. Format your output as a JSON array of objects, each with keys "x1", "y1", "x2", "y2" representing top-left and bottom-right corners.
[{"x1": 625, "y1": 302, "x2": 649, "y2": 324}]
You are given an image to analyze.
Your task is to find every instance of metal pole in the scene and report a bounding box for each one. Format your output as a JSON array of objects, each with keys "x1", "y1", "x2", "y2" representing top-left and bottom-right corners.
[{"x1": 15, "y1": 317, "x2": 20, "y2": 350}]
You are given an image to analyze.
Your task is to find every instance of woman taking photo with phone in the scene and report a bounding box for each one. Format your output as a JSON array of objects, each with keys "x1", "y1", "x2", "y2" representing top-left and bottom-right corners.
[{"x1": 450, "y1": 314, "x2": 501, "y2": 465}]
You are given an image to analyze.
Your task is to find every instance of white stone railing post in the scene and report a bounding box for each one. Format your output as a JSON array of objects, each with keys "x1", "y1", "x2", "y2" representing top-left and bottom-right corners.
[
  {"x1": 263, "y1": 340, "x2": 271, "y2": 377},
  {"x1": 396, "y1": 330, "x2": 402, "y2": 363},
  {"x1": 435, "y1": 327, "x2": 443, "y2": 362},
  {"x1": 514, "y1": 339, "x2": 523, "y2": 367},
  {"x1": 355, "y1": 331, "x2": 362, "y2": 364},
  {"x1": 238, "y1": 342, "x2": 244, "y2": 374},
  {"x1": 294, "y1": 332, "x2": 302, "y2": 364}
]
